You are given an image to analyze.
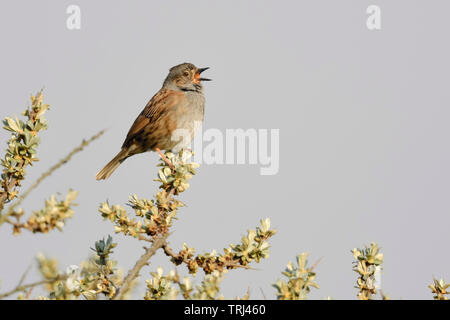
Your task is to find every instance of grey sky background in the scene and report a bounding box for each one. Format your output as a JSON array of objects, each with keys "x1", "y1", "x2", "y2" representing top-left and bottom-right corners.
[{"x1": 1, "y1": 0, "x2": 449, "y2": 299}]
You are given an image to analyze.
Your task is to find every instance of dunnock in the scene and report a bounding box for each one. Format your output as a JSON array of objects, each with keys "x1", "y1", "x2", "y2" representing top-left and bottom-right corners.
[{"x1": 96, "y1": 63, "x2": 210, "y2": 180}]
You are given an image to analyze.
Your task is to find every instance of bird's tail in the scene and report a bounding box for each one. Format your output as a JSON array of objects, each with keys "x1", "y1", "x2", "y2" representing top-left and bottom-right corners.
[{"x1": 95, "y1": 149, "x2": 129, "y2": 180}]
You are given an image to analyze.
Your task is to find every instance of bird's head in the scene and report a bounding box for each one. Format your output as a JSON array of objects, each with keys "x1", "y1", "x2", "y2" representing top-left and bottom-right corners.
[{"x1": 163, "y1": 63, "x2": 211, "y2": 92}]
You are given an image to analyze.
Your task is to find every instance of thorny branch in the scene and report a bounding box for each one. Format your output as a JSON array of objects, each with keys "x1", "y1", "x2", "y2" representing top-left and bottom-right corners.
[{"x1": 112, "y1": 234, "x2": 168, "y2": 300}]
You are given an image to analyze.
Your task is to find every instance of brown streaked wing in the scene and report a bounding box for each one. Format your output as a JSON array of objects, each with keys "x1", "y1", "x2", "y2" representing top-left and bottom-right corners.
[{"x1": 121, "y1": 88, "x2": 184, "y2": 148}]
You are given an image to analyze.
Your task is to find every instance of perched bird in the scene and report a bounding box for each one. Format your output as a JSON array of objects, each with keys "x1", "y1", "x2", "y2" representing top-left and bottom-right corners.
[{"x1": 95, "y1": 63, "x2": 210, "y2": 180}]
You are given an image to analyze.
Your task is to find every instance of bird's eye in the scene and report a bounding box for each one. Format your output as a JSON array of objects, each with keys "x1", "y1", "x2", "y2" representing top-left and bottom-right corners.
[{"x1": 183, "y1": 71, "x2": 189, "y2": 77}]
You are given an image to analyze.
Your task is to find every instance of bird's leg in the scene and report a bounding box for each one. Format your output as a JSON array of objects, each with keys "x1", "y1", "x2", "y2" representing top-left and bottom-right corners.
[{"x1": 156, "y1": 148, "x2": 175, "y2": 171}]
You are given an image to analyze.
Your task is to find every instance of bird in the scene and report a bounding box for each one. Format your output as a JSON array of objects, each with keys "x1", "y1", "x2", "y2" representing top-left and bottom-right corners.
[{"x1": 95, "y1": 62, "x2": 211, "y2": 180}]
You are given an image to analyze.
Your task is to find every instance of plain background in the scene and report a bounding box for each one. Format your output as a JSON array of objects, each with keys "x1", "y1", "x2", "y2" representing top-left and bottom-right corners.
[{"x1": 0, "y1": 0, "x2": 449, "y2": 299}]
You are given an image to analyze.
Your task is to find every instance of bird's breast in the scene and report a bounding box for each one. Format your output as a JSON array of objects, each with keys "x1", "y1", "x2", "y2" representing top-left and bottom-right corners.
[
  {"x1": 168, "y1": 92, "x2": 205, "y2": 151},
  {"x1": 175, "y1": 92, "x2": 205, "y2": 129}
]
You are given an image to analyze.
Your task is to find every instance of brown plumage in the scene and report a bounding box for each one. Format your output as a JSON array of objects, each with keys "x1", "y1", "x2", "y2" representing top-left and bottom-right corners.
[{"x1": 96, "y1": 63, "x2": 210, "y2": 180}]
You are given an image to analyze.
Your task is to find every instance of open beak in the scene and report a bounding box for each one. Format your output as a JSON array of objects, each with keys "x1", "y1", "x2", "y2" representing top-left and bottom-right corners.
[{"x1": 197, "y1": 67, "x2": 211, "y2": 81}]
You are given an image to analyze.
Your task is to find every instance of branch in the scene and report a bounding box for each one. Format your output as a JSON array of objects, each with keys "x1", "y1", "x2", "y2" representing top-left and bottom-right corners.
[
  {"x1": 162, "y1": 242, "x2": 253, "y2": 272},
  {"x1": 112, "y1": 234, "x2": 168, "y2": 300},
  {"x1": 5, "y1": 130, "x2": 105, "y2": 215},
  {"x1": 0, "y1": 275, "x2": 67, "y2": 300},
  {"x1": 0, "y1": 129, "x2": 105, "y2": 226},
  {"x1": 0, "y1": 90, "x2": 48, "y2": 212}
]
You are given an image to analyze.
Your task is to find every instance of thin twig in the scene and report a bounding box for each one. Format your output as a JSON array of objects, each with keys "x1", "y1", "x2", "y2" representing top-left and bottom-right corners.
[
  {"x1": 259, "y1": 287, "x2": 267, "y2": 300},
  {"x1": 245, "y1": 286, "x2": 251, "y2": 299},
  {"x1": 0, "y1": 276, "x2": 66, "y2": 300},
  {"x1": 17, "y1": 264, "x2": 33, "y2": 288},
  {"x1": 112, "y1": 234, "x2": 168, "y2": 300},
  {"x1": 310, "y1": 257, "x2": 323, "y2": 271},
  {"x1": 24, "y1": 287, "x2": 34, "y2": 300}
]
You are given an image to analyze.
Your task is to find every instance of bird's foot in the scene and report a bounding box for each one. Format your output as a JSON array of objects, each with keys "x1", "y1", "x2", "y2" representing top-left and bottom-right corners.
[{"x1": 156, "y1": 148, "x2": 175, "y2": 171}]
